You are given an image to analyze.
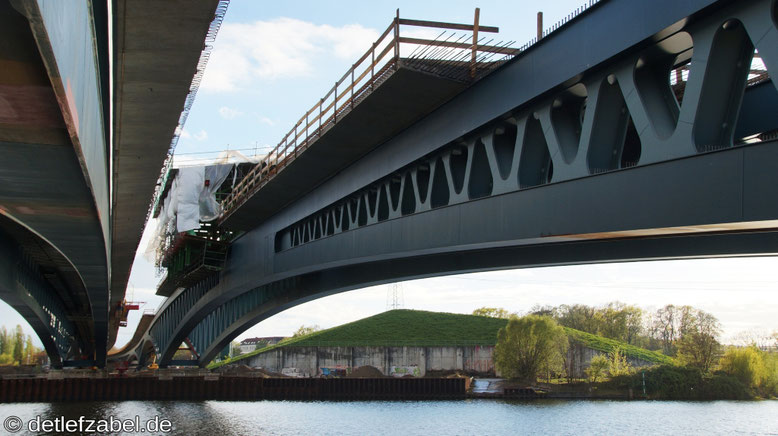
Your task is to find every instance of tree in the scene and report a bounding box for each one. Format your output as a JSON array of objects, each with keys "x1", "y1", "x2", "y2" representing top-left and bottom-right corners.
[
  {"x1": 623, "y1": 305, "x2": 644, "y2": 345},
  {"x1": 607, "y1": 347, "x2": 633, "y2": 377},
  {"x1": 23, "y1": 336, "x2": 34, "y2": 365},
  {"x1": 676, "y1": 310, "x2": 721, "y2": 373},
  {"x1": 586, "y1": 354, "x2": 609, "y2": 382},
  {"x1": 555, "y1": 304, "x2": 603, "y2": 337},
  {"x1": 0, "y1": 326, "x2": 12, "y2": 365},
  {"x1": 653, "y1": 305, "x2": 680, "y2": 356},
  {"x1": 472, "y1": 307, "x2": 513, "y2": 319},
  {"x1": 732, "y1": 329, "x2": 777, "y2": 349},
  {"x1": 230, "y1": 341, "x2": 243, "y2": 357},
  {"x1": 13, "y1": 325, "x2": 24, "y2": 365},
  {"x1": 599, "y1": 303, "x2": 629, "y2": 342},
  {"x1": 292, "y1": 325, "x2": 320, "y2": 338},
  {"x1": 719, "y1": 346, "x2": 766, "y2": 389},
  {"x1": 173, "y1": 348, "x2": 196, "y2": 360},
  {"x1": 649, "y1": 305, "x2": 710, "y2": 357},
  {"x1": 494, "y1": 315, "x2": 568, "y2": 382},
  {"x1": 562, "y1": 343, "x2": 582, "y2": 383},
  {"x1": 529, "y1": 305, "x2": 557, "y2": 318},
  {"x1": 0, "y1": 326, "x2": 6, "y2": 355},
  {"x1": 763, "y1": 352, "x2": 778, "y2": 397}
]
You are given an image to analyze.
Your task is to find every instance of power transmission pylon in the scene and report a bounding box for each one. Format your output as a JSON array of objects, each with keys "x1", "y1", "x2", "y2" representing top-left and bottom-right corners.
[{"x1": 386, "y1": 283, "x2": 404, "y2": 311}]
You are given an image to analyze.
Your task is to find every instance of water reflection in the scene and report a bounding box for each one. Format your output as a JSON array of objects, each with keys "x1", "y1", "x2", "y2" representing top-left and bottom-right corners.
[{"x1": 0, "y1": 399, "x2": 776, "y2": 435}]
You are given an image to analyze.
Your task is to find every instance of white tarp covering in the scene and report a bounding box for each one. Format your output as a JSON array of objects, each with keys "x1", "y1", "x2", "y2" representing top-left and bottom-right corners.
[
  {"x1": 161, "y1": 163, "x2": 234, "y2": 233},
  {"x1": 171, "y1": 164, "x2": 232, "y2": 231},
  {"x1": 201, "y1": 164, "x2": 233, "y2": 222},
  {"x1": 145, "y1": 151, "x2": 260, "y2": 265},
  {"x1": 175, "y1": 166, "x2": 204, "y2": 232}
]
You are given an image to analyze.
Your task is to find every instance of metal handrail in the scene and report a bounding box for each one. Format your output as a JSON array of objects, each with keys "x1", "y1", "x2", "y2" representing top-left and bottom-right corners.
[
  {"x1": 219, "y1": 0, "x2": 621, "y2": 219},
  {"x1": 219, "y1": 10, "x2": 515, "y2": 220}
]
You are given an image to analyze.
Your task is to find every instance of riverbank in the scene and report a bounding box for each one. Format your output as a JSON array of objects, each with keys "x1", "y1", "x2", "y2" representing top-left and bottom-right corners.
[
  {"x1": 0, "y1": 375, "x2": 468, "y2": 402},
  {"x1": 1, "y1": 373, "x2": 739, "y2": 403}
]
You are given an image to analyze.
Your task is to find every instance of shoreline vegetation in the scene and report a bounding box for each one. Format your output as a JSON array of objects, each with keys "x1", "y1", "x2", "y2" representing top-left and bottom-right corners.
[
  {"x1": 490, "y1": 305, "x2": 777, "y2": 401},
  {"x1": 210, "y1": 307, "x2": 777, "y2": 401}
]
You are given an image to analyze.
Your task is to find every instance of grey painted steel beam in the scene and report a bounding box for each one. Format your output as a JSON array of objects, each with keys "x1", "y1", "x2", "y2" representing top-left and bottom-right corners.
[
  {"x1": 0, "y1": 227, "x2": 78, "y2": 368},
  {"x1": 147, "y1": 0, "x2": 778, "y2": 365},
  {"x1": 160, "y1": 140, "x2": 778, "y2": 366},
  {"x1": 197, "y1": 230, "x2": 778, "y2": 364}
]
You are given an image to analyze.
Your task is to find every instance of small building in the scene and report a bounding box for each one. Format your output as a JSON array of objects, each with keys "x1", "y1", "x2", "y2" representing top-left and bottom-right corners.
[{"x1": 239, "y1": 336, "x2": 286, "y2": 354}]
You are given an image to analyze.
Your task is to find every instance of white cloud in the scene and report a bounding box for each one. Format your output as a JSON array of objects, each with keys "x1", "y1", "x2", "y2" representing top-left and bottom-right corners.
[
  {"x1": 218, "y1": 106, "x2": 243, "y2": 119},
  {"x1": 257, "y1": 115, "x2": 275, "y2": 126},
  {"x1": 200, "y1": 18, "x2": 379, "y2": 92},
  {"x1": 178, "y1": 128, "x2": 208, "y2": 141},
  {"x1": 193, "y1": 129, "x2": 208, "y2": 141}
]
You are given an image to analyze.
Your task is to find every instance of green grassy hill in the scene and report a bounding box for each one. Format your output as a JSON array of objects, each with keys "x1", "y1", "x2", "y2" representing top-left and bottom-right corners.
[
  {"x1": 209, "y1": 309, "x2": 673, "y2": 369},
  {"x1": 563, "y1": 328, "x2": 674, "y2": 365}
]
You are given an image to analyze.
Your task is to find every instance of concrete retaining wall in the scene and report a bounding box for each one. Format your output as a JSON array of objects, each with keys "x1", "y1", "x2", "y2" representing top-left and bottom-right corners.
[
  {"x1": 566, "y1": 343, "x2": 655, "y2": 378},
  {"x1": 243, "y1": 343, "x2": 655, "y2": 378},
  {"x1": 245, "y1": 345, "x2": 495, "y2": 377}
]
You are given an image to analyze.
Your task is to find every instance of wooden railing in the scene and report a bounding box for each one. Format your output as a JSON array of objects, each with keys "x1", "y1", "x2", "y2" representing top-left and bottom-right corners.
[{"x1": 220, "y1": 10, "x2": 518, "y2": 219}]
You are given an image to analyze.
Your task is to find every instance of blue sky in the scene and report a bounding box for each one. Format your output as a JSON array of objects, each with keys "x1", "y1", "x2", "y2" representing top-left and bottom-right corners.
[
  {"x1": 2, "y1": 0, "x2": 777, "y2": 349},
  {"x1": 172, "y1": 0, "x2": 596, "y2": 164}
]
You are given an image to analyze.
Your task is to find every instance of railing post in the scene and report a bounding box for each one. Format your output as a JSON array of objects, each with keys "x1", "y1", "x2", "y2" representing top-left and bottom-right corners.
[
  {"x1": 537, "y1": 12, "x2": 543, "y2": 41},
  {"x1": 334, "y1": 81, "x2": 338, "y2": 122},
  {"x1": 277, "y1": 140, "x2": 283, "y2": 168},
  {"x1": 351, "y1": 67, "x2": 355, "y2": 109},
  {"x1": 470, "y1": 7, "x2": 480, "y2": 79},
  {"x1": 319, "y1": 98, "x2": 323, "y2": 132},
  {"x1": 394, "y1": 9, "x2": 400, "y2": 70},
  {"x1": 371, "y1": 42, "x2": 376, "y2": 90}
]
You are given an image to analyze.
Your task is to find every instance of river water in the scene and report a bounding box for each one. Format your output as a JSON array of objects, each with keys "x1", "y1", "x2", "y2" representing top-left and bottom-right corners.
[{"x1": 1, "y1": 399, "x2": 776, "y2": 435}]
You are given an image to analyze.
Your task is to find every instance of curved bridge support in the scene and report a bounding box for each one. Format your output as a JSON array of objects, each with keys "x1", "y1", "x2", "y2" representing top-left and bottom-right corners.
[
  {"x1": 154, "y1": 137, "x2": 778, "y2": 367},
  {"x1": 195, "y1": 230, "x2": 778, "y2": 366},
  {"x1": 0, "y1": 229, "x2": 79, "y2": 368}
]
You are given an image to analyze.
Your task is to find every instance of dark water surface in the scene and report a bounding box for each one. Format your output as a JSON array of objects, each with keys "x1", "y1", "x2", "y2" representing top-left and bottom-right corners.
[{"x1": 1, "y1": 399, "x2": 776, "y2": 435}]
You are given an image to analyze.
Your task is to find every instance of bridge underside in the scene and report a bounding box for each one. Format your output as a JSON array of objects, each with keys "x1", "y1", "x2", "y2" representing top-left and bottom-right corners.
[
  {"x1": 0, "y1": 0, "x2": 224, "y2": 367},
  {"x1": 155, "y1": 139, "x2": 778, "y2": 366},
  {"x1": 109, "y1": 0, "x2": 224, "y2": 347},
  {"x1": 0, "y1": 1, "x2": 110, "y2": 365},
  {"x1": 134, "y1": 0, "x2": 778, "y2": 367}
]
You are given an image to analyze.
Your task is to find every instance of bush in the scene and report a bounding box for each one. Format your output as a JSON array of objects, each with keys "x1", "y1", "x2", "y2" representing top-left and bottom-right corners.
[
  {"x1": 761, "y1": 352, "x2": 778, "y2": 397},
  {"x1": 623, "y1": 365, "x2": 703, "y2": 400},
  {"x1": 608, "y1": 347, "x2": 634, "y2": 377},
  {"x1": 615, "y1": 365, "x2": 753, "y2": 400},
  {"x1": 719, "y1": 346, "x2": 766, "y2": 389},
  {"x1": 701, "y1": 374, "x2": 751, "y2": 400},
  {"x1": 586, "y1": 354, "x2": 609, "y2": 382}
]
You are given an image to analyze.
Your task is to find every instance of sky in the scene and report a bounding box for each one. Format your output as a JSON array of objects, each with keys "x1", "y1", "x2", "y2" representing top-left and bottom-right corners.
[{"x1": 2, "y1": 0, "x2": 777, "y2": 350}]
